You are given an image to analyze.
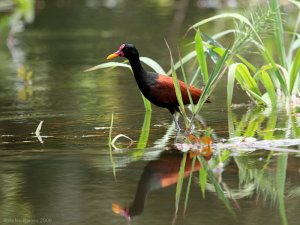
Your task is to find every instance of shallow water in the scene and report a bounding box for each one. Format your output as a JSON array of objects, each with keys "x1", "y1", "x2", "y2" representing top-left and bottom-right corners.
[{"x1": 0, "y1": 1, "x2": 300, "y2": 225}]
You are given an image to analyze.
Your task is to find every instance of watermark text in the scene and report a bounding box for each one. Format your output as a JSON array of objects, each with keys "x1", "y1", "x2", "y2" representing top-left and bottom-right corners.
[{"x1": 2, "y1": 217, "x2": 52, "y2": 224}]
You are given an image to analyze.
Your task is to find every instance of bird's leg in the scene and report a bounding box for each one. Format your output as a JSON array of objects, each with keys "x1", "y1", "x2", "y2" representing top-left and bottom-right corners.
[
  {"x1": 174, "y1": 106, "x2": 183, "y2": 131},
  {"x1": 168, "y1": 107, "x2": 181, "y2": 131},
  {"x1": 187, "y1": 105, "x2": 206, "y2": 130},
  {"x1": 186, "y1": 117, "x2": 195, "y2": 134},
  {"x1": 172, "y1": 113, "x2": 181, "y2": 131}
]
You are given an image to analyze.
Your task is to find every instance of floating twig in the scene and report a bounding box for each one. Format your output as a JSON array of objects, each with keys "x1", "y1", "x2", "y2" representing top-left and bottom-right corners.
[{"x1": 35, "y1": 121, "x2": 44, "y2": 144}]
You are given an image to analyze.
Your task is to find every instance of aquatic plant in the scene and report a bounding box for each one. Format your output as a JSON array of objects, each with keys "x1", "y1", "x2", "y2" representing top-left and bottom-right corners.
[{"x1": 186, "y1": 0, "x2": 300, "y2": 110}]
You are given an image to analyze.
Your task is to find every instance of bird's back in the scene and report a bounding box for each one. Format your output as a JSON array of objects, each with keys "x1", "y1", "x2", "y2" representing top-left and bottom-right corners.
[{"x1": 148, "y1": 74, "x2": 207, "y2": 107}]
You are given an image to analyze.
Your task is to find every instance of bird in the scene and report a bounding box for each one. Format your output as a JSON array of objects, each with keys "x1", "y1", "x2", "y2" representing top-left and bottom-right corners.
[
  {"x1": 112, "y1": 149, "x2": 212, "y2": 220},
  {"x1": 106, "y1": 43, "x2": 210, "y2": 130}
]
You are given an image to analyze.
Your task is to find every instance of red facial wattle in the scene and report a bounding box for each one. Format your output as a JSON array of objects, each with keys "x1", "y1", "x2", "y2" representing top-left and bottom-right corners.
[{"x1": 107, "y1": 44, "x2": 125, "y2": 59}]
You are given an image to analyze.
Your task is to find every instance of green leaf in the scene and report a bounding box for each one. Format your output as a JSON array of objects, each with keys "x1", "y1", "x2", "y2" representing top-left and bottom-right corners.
[
  {"x1": 247, "y1": 89, "x2": 268, "y2": 105},
  {"x1": 203, "y1": 42, "x2": 234, "y2": 65},
  {"x1": 193, "y1": 48, "x2": 229, "y2": 116},
  {"x1": 195, "y1": 30, "x2": 209, "y2": 84},
  {"x1": 189, "y1": 13, "x2": 253, "y2": 32},
  {"x1": 276, "y1": 154, "x2": 288, "y2": 225},
  {"x1": 84, "y1": 60, "x2": 152, "y2": 111},
  {"x1": 184, "y1": 157, "x2": 196, "y2": 213},
  {"x1": 236, "y1": 55, "x2": 257, "y2": 73},
  {"x1": 235, "y1": 63, "x2": 261, "y2": 95},
  {"x1": 140, "y1": 57, "x2": 166, "y2": 74},
  {"x1": 136, "y1": 110, "x2": 152, "y2": 152},
  {"x1": 141, "y1": 94, "x2": 152, "y2": 111},
  {"x1": 199, "y1": 165, "x2": 207, "y2": 198},
  {"x1": 270, "y1": 0, "x2": 287, "y2": 68},
  {"x1": 263, "y1": 110, "x2": 277, "y2": 139},
  {"x1": 188, "y1": 13, "x2": 261, "y2": 43},
  {"x1": 289, "y1": 0, "x2": 300, "y2": 8},
  {"x1": 197, "y1": 156, "x2": 234, "y2": 215},
  {"x1": 243, "y1": 111, "x2": 265, "y2": 137},
  {"x1": 231, "y1": 63, "x2": 265, "y2": 104},
  {"x1": 179, "y1": 53, "x2": 195, "y2": 111},
  {"x1": 227, "y1": 64, "x2": 237, "y2": 107},
  {"x1": 212, "y1": 29, "x2": 236, "y2": 40},
  {"x1": 289, "y1": 48, "x2": 300, "y2": 94},
  {"x1": 108, "y1": 112, "x2": 116, "y2": 179},
  {"x1": 175, "y1": 153, "x2": 187, "y2": 215},
  {"x1": 165, "y1": 41, "x2": 188, "y2": 126},
  {"x1": 167, "y1": 51, "x2": 197, "y2": 75},
  {"x1": 257, "y1": 70, "x2": 277, "y2": 107},
  {"x1": 84, "y1": 62, "x2": 131, "y2": 72}
]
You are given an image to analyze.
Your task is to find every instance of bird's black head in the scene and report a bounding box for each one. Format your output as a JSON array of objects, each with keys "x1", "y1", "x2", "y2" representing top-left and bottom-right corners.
[{"x1": 107, "y1": 43, "x2": 139, "y2": 60}]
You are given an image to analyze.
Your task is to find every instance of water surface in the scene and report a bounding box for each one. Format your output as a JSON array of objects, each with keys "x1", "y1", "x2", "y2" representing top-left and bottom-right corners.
[{"x1": 0, "y1": 1, "x2": 300, "y2": 225}]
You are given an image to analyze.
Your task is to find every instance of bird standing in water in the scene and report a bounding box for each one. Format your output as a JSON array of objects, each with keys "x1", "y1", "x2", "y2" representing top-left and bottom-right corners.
[{"x1": 107, "y1": 43, "x2": 210, "y2": 130}]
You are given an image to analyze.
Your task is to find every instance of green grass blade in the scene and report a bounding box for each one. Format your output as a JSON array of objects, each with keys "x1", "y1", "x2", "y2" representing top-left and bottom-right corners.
[
  {"x1": 190, "y1": 67, "x2": 201, "y2": 86},
  {"x1": 131, "y1": 112, "x2": 151, "y2": 159},
  {"x1": 287, "y1": 8, "x2": 300, "y2": 64},
  {"x1": 289, "y1": 48, "x2": 300, "y2": 94},
  {"x1": 247, "y1": 89, "x2": 268, "y2": 105},
  {"x1": 263, "y1": 110, "x2": 277, "y2": 139},
  {"x1": 199, "y1": 163, "x2": 207, "y2": 198},
  {"x1": 228, "y1": 110, "x2": 235, "y2": 138},
  {"x1": 141, "y1": 94, "x2": 152, "y2": 111},
  {"x1": 236, "y1": 54, "x2": 257, "y2": 73},
  {"x1": 289, "y1": 0, "x2": 300, "y2": 8},
  {"x1": 235, "y1": 63, "x2": 261, "y2": 95},
  {"x1": 244, "y1": 112, "x2": 266, "y2": 137},
  {"x1": 257, "y1": 70, "x2": 277, "y2": 107},
  {"x1": 85, "y1": 60, "x2": 152, "y2": 111},
  {"x1": 140, "y1": 57, "x2": 166, "y2": 74},
  {"x1": 179, "y1": 52, "x2": 195, "y2": 111},
  {"x1": 263, "y1": 51, "x2": 289, "y2": 94},
  {"x1": 171, "y1": 62, "x2": 188, "y2": 125},
  {"x1": 227, "y1": 64, "x2": 237, "y2": 108},
  {"x1": 270, "y1": 0, "x2": 287, "y2": 69},
  {"x1": 235, "y1": 110, "x2": 252, "y2": 136},
  {"x1": 84, "y1": 62, "x2": 131, "y2": 72},
  {"x1": 189, "y1": 13, "x2": 253, "y2": 33},
  {"x1": 189, "y1": 13, "x2": 262, "y2": 45},
  {"x1": 167, "y1": 51, "x2": 197, "y2": 75},
  {"x1": 165, "y1": 41, "x2": 188, "y2": 126},
  {"x1": 184, "y1": 157, "x2": 196, "y2": 213},
  {"x1": 137, "y1": 110, "x2": 151, "y2": 149},
  {"x1": 108, "y1": 112, "x2": 116, "y2": 179},
  {"x1": 212, "y1": 29, "x2": 236, "y2": 40},
  {"x1": 276, "y1": 154, "x2": 288, "y2": 225},
  {"x1": 204, "y1": 34, "x2": 259, "y2": 75},
  {"x1": 230, "y1": 63, "x2": 268, "y2": 105},
  {"x1": 197, "y1": 155, "x2": 234, "y2": 215},
  {"x1": 175, "y1": 153, "x2": 187, "y2": 215},
  {"x1": 203, "y1": 35, "x2": 257, "y2": 73},
  {"x1": 195, "y1": 30, "x2": 209, "y2": 84},
  {"x1": 292, "y1": 114, "x2": 300, "y2": 137},
  {"x1": 193, "y1": 49, "x2": 229, "y2": 116}
]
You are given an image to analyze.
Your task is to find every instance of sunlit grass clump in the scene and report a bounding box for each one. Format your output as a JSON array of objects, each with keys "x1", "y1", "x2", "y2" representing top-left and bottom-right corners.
[{"x1": 186, "y1": 0, "x2": 300, "y2": 110}]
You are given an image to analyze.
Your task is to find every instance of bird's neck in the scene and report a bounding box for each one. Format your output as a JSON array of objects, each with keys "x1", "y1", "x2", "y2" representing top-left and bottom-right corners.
[
  {"x1": 128, "y1": 56, "x2": 149, "y2": 88},
  {"x1": 129, "y1": 166, "x2": 160, "y2": 217}
]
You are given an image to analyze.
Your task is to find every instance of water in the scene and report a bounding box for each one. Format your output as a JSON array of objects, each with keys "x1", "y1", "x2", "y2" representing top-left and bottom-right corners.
[{"x1": 1, "y1": 1, "x2": 300, "y2": 225}]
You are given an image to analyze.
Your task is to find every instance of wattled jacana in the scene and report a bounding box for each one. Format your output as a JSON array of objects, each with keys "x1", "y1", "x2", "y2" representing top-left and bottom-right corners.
[
  {"x1": 107, "y1": 44, "x2": 210, "y2": 130},
  {"x1": 112, "y1": 149, "x2": 212, "y2": 220}
]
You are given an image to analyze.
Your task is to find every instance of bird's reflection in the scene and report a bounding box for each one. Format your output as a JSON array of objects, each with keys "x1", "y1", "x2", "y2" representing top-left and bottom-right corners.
[{"x1": 112, "y1": 149, "x2": 212, "y2": 220}]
